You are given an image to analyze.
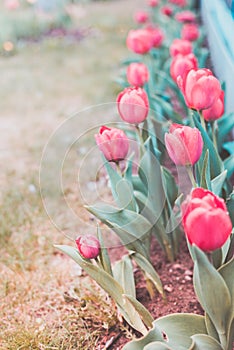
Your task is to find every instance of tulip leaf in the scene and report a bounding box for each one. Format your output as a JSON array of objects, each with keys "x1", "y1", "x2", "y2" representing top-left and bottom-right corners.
[
  {"x1": 217, "y1": 112, "x2": 234, "y2": 149},
  {"x1": 223, "y1": 154, "x2": 234, "y2": 179},
  {"x1": 223, "y1": 141, "x2": 234, "y2": 155},
  {"x1": 55, "y1": 244, "x2": 150, "y2": 334},
  {"x1": 218, "y1": 257, "x2": 234, "y2": 339},
  {"x1": 113, "y1": 255, "x2": 136, "y2": 298},
  {"x1": 122, "y1": 321, "x2": 164, "y2": 350},
  {"x1": 123, "y1": 294, "x2": 154, "y2": 329},
  {"x1": 161, "y1": 166, "x2": 178, "y2": 207},
  {"x1": 130, "y1": 252, "x2": 164, "y2": 297},
  {"x1": 205, "y1": 314, "x2": 220, "y2": 342},
  {"x1": 97, "y1": 225, "x2": 112, "y2": 276},
  {"x1": 211, "y1": 170, "x2": 227, "y2": 195},
  {"x1": 192, "y1": 245, "x2": 231, "y2": 343},
  {"x1": 190, "y1": 334, "x2": 223, "y2": 350},
  {"x1": 199, "y1": 150, "x2": 211, "y2": 190},
  {"x1": 194, "y1": 116, "x2": 223, "y2": 179},
  {"x1": 138, "y1": 139, "x2": 166, "y2": 217},
  {"x1": 226, "y1": 190, "x2": 234, "y2": 226},
  {"x1": 153, "y1": 313, "x2": 207, "y2": 350},
  {"x1": 144, "y1": 342, "x2": 174, "y2": 350},
  {"x1": 54, "y1": 245, "x2": 124, "y2": 306},
  {"x1": 103, "y1": 159, "x2": 137, "y2": 211}
]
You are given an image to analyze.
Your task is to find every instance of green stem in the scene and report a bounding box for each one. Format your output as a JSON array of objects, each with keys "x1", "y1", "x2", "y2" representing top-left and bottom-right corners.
[
  {"x1": 135, "y1": 124, "x2": 145, "y2": 157},
  {"x1": 199, "y1": 111, "x2": 207, "y2": 132},
  {"x1": 186, "y1": 165, "x2": 197, "y2": 188},
  {"x1": 115, "y1": 162, "x2": 123, "y2": 177},
  {"x1": 211, "y1": 121, "x2": 218, "y2": 152},
  {"x1": 218, "y1": 332, "x2": 227, "y2": 350}
]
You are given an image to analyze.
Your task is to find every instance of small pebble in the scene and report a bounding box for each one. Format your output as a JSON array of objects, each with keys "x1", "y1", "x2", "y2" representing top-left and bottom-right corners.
[{"x1": 164, "y1": 285, "x2": 173, "y2": 293}]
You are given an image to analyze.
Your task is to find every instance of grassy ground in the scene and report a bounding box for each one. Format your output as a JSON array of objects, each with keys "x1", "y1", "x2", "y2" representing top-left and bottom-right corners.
[{"x1": 0, "y1": 1, "x2": 142, "y2": 348}]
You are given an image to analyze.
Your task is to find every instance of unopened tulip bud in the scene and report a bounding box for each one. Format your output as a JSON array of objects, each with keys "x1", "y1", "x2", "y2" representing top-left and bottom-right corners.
[
  {"x1": 126, "y1": 29, "x2": 153, "y2": 54},
  {"x1": 165, "y1": 123, "x2": 203, "y2": 166},
  {"x1": 117, "y1": 87, "x2": 149, "y2": 124},
  {"x1": 76, "y1": 235, "x2": 100, "y2": 259},
  {"x1": 181, "y1": 188, "x2": 232, "y2": 251},
  {"x1": 177, "y1": 68, "x2": 222, "y2": 111},
  {"x1": 181, "y1": 23, "x2": 199, "y2": 42},
  {"x1": 202, "y1": 91, "x2": 224, "y2": 121},
  {"x1": 95, "y1": 126, "x2": 129, "y2": 162},
  {"x1": 170, "y1": 38, "x2": 193, "y2": 57},
  {"x1": 170, "y1": 53, "x2": 198, "y2": 82},
  {"x1": 127, "y1": 62, "x2": 149, "y2": 87}
]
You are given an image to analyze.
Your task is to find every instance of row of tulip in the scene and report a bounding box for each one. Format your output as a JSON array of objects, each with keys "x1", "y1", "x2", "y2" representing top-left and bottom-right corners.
[{"x1": 57, "y1": 0, "x2": 234, "y2": 349}]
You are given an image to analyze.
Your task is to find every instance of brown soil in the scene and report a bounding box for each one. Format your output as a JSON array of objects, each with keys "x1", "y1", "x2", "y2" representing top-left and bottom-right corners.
[{"x1": 96, "y1": 234, "x2": 203, "y2": 349}]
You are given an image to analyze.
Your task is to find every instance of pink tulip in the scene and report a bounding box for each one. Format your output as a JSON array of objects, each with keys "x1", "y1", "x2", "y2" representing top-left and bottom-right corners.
[
  {"x1": 177, "y1": 68, "x2": 222, "y2": 111},
  {"x1": 165, "y1": 123, "x2": 203, "y2": 166},
  {"x1": 95, "y1": 126, "x2": 129, "y2": 162},
  {"x1": 127, "y1": 62, "x2": 149, "y2": 87},
  {"x1": 147, "y1": 0, "x2": 159, "y2": 7},
  {"x1": 175, "y1": 10, "x2": 196, "y2": 22},
  {"x1": 181, "y1": 23, "x2": 200, "y2": 42},
  {"x1": 126, "y1": 29, "x2": 153, "y2": 54},
  {"x1": 145, "y1": 25, "x2": 164, "y2": 48},
  {"x1": 170, "y1": 38, "x2": 193, "y2": 57},
  {"x1": 4, "y1": 0, "x2": 19, "y2": 10},
  {"x1": 76, "y1": 235, "x2": 100, "y2": 259},
  {"x1": 134, "y1": 11, "x2": 149, "y2": 24},
  {"x1": 181, "y1": 188, "x2": 232, "y2": 252},
  {"x1": 117, "y1": 87, "x2": 149, "y2": 124},
  {"x1": 170, "y1": 53, "x2": 198, "y2": 82},
  {"x1": 161, "y1": 5, "x2": 174, "y2": 17},
  {"x1": 169, "y1": 0, "x2": 187, "y2": 7},
  {"x1": 202, "y1": 91, "x2": 225, "y2": 121}
]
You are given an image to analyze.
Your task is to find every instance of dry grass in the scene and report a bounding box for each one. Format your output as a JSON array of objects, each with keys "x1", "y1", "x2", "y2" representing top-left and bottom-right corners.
[{"x1": 0, "y1": 0, "x2": 142, "y2": 348}]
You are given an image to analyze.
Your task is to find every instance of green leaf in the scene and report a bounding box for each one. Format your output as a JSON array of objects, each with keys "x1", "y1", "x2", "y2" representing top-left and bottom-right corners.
[
  {"x1": 138, "y1": 140, "x2": 165, "y2": 218},
  {"x1": 227, "y1": 191, "x2": 234, "y2": 226},
  {"x1": 192, "y1": 245, "x2": 231, "y2": 341},
  {"x1": 224, "y1": 154, "x2": 234, "y2": 179},
  {"x1": 190, "y1": 334, "x2": 223, "y2": 350},
  {"x1": 217, "y1": 113, "x2": 234, "y2": 149},
  {"x1": 113, "y1": 255, "x2": 136, "y2": 298},
  {"x1": 97, "y1": 225, "x2": 112, "y2": 276},
  {"x1": 144, "y1": 342, "x2": 174, "y2": 350},
  {"x1": 130, "y1": 252, "x2": 164, "y2": 297},
  {"x1": 205, "y1": 314, "x2": 220, "y2": 342},
  {"x1": 104, "y1": 159, "x2": 137, "y2": 211},
  {"x1": 153, "y1": 313, "x2": 207, "y2": 350},
  {"x1": 161, "y1": 166, "x2": 178, "y2": 207},
  {"x1": 211, "y1": 170, "x2": 227, "y2": 195},
  {"x1": 218, "y1": 257, "x2": 234, "y2": 344},
  {"x1": 54, "y1": 245, "x2": 124, "y2": 306},
  {"x1": 223, "y1": 141, "x2": 234, "y2": 155},
  {"x1": 123, "y1": 294, "x2": 154, "y2": 329},
  {"x1": 122, "y1": 323, "x2": 164, "y2": 350},
  {"x1": 200, "y1": 150, "x2": 211, "y2": 190},
  {"x1": 194, "y1": 116, "x2": 223, "y2": 179}
]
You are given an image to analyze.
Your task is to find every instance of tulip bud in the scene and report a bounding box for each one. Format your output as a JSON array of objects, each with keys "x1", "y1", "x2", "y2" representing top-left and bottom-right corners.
[
  {"x1": 181, "y1": 23, "x2": 199, "y2": 42},
  {"x1": 95, "y1": 126, "x2": 129, "y2": 162},
  {"x1": 169, "y1": 0, "x2": 187, "y2": 7},
  {"x1": 117, "y1": 87, "x2": 149, "y2": 124},
  {"x1": 177, "y1": 68, "x2": 222, "y2": 111},
  {"x1": 202, "y1": 91, "x2": 224, "y2": 121},
  {"x1": 147, "y1": 0, "x2": 159, "y2": 7},
  {"x1": 165, "y1": 124, "x2": 203, "y2": 166},
  {"x1": 161, "y1": 5, "x2": 173, "y2": 17},
  {"x1": 76, "y1": 235, "x2": 100, "y2": 259},
  {"x1": 126, "y1": 29, "x2": 153, "y2": 54},
  {"x1": 170, "y1": 38, "x2": 193, "y2": 57},
  {"x1": 145, "y1": 25, "x2": 164, "y2": 48},
  {"x1": 127, "y1": 62, "x2": 149, "y2": 87},
  {"x1": 170, "y1": 53, "x2": 198, "y2": 82},
  {"x1": 134, "y1": 11, "x2": 149, "y2": 24},
  {"x1": 181, "y1": 188, "x2": 233, "y2": 252},
  {"x1": 175, "y1": 10, "x2": 196, "y2": 22}
]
